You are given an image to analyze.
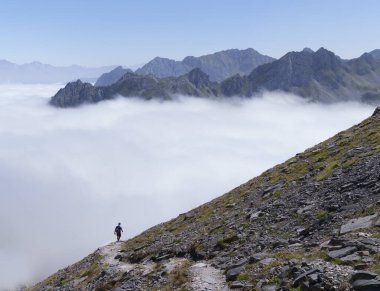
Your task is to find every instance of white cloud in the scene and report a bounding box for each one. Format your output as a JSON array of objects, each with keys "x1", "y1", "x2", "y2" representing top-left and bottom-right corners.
[{"x1": 0, "y1": 84, "x2": 375, "y2": 289}]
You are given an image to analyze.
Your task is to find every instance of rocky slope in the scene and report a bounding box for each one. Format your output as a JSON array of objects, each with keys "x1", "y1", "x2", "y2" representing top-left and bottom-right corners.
[
  {"x1": 135, "y1": 48, "x2": 275, "y2": 82},
  {"x1": 95, "y1": 66, "x2": 133, "y2": 87},
  {"x1": 31, "y1": 108, "x2": 380, "y2": 290},
  {"x1": 50, "y1": 48, "x2": 380, "y2": 107}
]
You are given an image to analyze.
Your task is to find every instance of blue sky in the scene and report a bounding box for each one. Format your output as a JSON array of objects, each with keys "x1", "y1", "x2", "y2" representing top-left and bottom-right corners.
[{"x1": 1, "y1": 0, "x2": 380, "y2": 67}]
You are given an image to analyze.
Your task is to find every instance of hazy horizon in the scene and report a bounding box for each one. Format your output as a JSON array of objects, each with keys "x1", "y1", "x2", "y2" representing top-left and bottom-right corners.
[
  {"x1": 1, "y1": 45, "x2": 378, "y2": 69},
  {"x1": 1, "y1": 0, "x2": 380, "y2": 67}
]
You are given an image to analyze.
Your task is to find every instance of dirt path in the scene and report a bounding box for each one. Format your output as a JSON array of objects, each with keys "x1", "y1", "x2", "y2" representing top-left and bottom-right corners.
[
  {"x1": 99, "y1": 243, "x2": 229, "y2": 290},
  {"x1": 189, "y1": 262, "x2": 229, "y2": 291},
  {"x1": 99, "y1": 242, "x2": 134, "y2": 273}
]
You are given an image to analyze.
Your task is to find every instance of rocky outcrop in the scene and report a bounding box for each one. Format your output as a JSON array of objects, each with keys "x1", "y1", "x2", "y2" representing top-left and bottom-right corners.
[
  {"x1": 49, "y1": 80, "x2": 106, "y2": 107},
  {"x1": 50, "y1": 69, "x2": 220, "y2": 107},
  {"x1": 135, "y1": 48, "x2": 275, "y2": 82},
  {"x1": 32, "y1": 106, "x2": 380, "y2": 290}
]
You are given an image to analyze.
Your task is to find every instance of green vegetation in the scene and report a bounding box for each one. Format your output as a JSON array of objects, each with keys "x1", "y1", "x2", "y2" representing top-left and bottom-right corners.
[
  {"x1": 273, "y1": 189, "x2": 282, "y2": 199},
  {"x1": 370, "y1": 233, "x2": 380, "y2": 239},
  {"x1": 342, "y1": 157, "x2": 360, "y2": 169},
  {"x1": 236, "y1": 272, "x2": 251, "y2": 281},
  {"x1": 368, "y1": 253, "x2": 380, "y2": 275},
  {"x1": 315, "y1": 161, "x2": 339, "y2": 181},
  {"x1": 217, "y1": 233, "x2": 238, "y2": 249},
  {"x1": 267, "y1": 276, "x2": 281, "y2": 284},
  {"x1": 153, "y1": 262, "x2": 165, "y2": 273},
  {"x1": 162, "y1": 260, "x2": 190, "y2": 291},
  {"x1": 317, "y1": 210, "x2": 329, "y2": 220}
]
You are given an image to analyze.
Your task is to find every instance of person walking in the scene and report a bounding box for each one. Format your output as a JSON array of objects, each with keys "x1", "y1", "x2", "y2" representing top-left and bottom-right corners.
[{"x1": 114, "y1": 222, "x2": 123, "y2": 242}]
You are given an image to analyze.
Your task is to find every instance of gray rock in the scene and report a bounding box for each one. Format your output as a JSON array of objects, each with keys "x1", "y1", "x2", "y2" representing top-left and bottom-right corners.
[
  {"x1": 230, "y1": 282, "x2": 245, "y2": 289},
  {"x1": 328, "y1": 246, "x2": 357, "y2": 259},
  {"x1": 351, "y1": 271, "x2": 379, "y2": 281},
  {"x1": 259, "y1": 258, "x2": 276, "y2": 265},
  {"x1": 340, "y1": 214, "x2": 378, "y2": 234},
  {"x1": 293, "y1": 268, "x2": 320, "y2": 286},
  {"x1": 225, "y1": 266, "x2": 245, "y2": 281},
  {"x1": 250, "y1": 211, "x2": 264, "y2": 220},
  {"x1": 352, "y1": 279, "x2": 380, "y2": 290},
  {"x1": 340, "y1": 253, "x2": 361, "y2": 262},
  {"x1": 308, "y1": 272, "x2": 320, "y2": 283},
  {"x1": 261, "y1": 284, "x2": 278, "y2": 291},
  {"x1": 297, "y1": 205, "x2": 313, "y2": 214},
  {"x1": 249, "y1": 252, "x2": 269, "y2": 263},
  {"x1": 360, "y1": 238, "x2": 380, "y2": 246}
]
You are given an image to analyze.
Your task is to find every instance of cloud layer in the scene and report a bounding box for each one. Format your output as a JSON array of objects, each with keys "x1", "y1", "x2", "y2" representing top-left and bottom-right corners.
[{"x1": 0, "y1": 84, "x2": 375, "y2": 289}]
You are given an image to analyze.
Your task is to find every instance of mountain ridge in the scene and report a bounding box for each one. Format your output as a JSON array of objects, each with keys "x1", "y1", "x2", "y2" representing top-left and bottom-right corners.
[
  {"x1": 51, "y1": 48, "x2": 380, "y2": 107},
  {"x1": 134, "y1": 48, "x2": 275, "y2": 82},
  {"x1": 31, "y1": 107, "x2": 380, "y2": 290}
]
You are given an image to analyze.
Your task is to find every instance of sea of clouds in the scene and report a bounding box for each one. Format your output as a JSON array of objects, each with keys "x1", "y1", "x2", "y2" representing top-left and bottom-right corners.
[{"x1": 0, "y1": 83, "x2": 375, "y2": 289}]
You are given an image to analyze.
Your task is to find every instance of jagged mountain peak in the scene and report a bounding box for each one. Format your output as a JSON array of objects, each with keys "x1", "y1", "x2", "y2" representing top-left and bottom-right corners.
[
  {"x1": 302, "y1": 47, "x2": 314, "y2": 53},
  {"x1": 369, "y1": 49, "x2": 380, "y2": 60},
  {"x1": 185, "y1": 68, "x2": 211, "y2": 87}
]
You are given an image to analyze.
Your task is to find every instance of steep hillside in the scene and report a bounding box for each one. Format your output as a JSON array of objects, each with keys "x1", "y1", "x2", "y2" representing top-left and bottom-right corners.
[
  {"x1": 135, "y1": 48, "x2": 275, "y2": 82},
  {"x1": 31, "y1": 108, "x2": 380, "y2": 290}
]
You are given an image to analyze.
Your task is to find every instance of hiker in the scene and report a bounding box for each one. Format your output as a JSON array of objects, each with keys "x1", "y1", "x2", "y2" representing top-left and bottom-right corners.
[{"x1": 114, "y1": 222, "x2": 123, "y2": 242}]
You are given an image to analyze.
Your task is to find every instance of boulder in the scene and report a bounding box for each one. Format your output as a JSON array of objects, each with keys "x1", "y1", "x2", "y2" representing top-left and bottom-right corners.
[
  {"x1": 352, "y1": 279, "x2": 380, "y2": 291},
  {"x1": 340, "y1": 214, "x2": 378, "y2": 234},
  {"x1": 351, "y1": 271, "x2": 378, "y2": 281},
  {"x1": 340, "y1": 253, "x2": 361, "y2": 262},
  {"x1": 293, "y1": 268, "x2": 320, "y2": 287},
  {"x1": 328, "y1": 246, "x2": 357, "y2": 259},
  {"x1": 225, "y1": 266, "x2": 245, "y2": 281}
]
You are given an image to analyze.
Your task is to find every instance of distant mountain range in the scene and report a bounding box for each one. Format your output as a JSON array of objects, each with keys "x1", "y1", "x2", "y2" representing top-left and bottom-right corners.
[
  {"x1": 51, "y1": 47, "x2": 380, "y2": 107},
  {"x1": 93, "y1": 48, "x2": 274, "y2": 87},
  {"x1": 134, "y1": 48, "x2": 275, "y2": 82},
  {"x1": 0, "y1": 60, "x2": 116, "y2": 83}
]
